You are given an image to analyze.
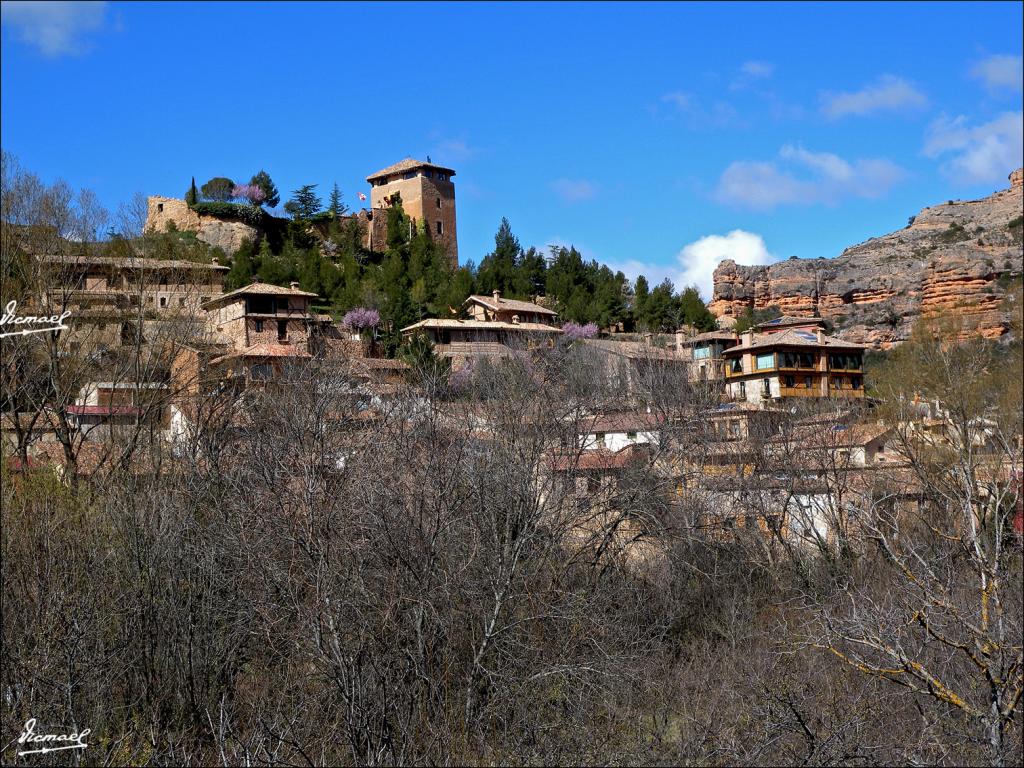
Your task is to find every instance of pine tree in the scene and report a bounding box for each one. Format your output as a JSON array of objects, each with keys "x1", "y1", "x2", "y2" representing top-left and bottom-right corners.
[
  {"x1": 327, "y1": 183, "x2": 348, "y2": 217},
  {"x1": 632, "y1": 275, "x2": 650, "y2": 330},
  {"x1": 250, "y1": 170, "x2": 280, "y2": 208},
  {"x1": 287, "y1": 184, "x2": 322, "y2": 218}
]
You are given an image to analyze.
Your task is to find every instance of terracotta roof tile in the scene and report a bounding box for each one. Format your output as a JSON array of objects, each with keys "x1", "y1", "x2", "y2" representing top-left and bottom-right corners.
[
  {"x1": 202, "y1": 282, "x2": 319, "y2": 309},
  {"x1": 724, "y1": 327, "x2": 867, "y2": 353},
  {"x1": 466, "y1": 295, "x2": 558, "y2": 316},
  {"x1": 366, "y1": 158, "x2": 456, "y2": 182},
  {"x1": 36, "y1": 254, "x2": 229, "y2": 271}
]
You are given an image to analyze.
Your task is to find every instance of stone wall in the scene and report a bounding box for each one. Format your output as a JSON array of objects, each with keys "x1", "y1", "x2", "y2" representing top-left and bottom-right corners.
[{"x1": 145, "y1": 196, "x2": 260, "y2": 255}]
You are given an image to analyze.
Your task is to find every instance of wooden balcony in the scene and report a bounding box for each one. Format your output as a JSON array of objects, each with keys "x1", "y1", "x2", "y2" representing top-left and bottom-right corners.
[{"x1": 435, "y1": 341, "x2": 513, "y2": 358}]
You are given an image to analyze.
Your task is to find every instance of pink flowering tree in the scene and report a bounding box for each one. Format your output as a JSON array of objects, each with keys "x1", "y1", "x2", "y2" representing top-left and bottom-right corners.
[
  {"x1": 342, "y1": 307, "x2": 380, "y2": 332},
  {"x1": 232, "y1": 183, "x2": 267, "y2": 206},
  {"x1": 562, "y1": 322, "x2": 599, "y2": 340}
]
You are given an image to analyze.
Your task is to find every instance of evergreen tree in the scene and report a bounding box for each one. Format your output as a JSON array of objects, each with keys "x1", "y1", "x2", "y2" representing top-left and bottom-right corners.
[
  {"x1": 644, "y1": 278, "x2": 678, "y2": 332},
  {"x1": 184, "y1": 177, "x2": 199, "y2": 206},
  {"x1": 288, "y1": 184, "x2": 322, "y2": 218},
  {"x1": 200, "y1": 177, "x2": 235, "y2": 202},
  {"x1": 632, "y1": 275, "x2": 650, "y2": 329},
  {"x1": 250, "y1": 170, "x2": 280, "y2": 208},
  {"x1": 679, "y1": 285, "x2": 717, "y2": 331},
  {"x1": 225, "y1": 239, "x2": 256, "y2": 290},
  {"x1": 477, "y1": 218, "x2": 522, "y2": 297},
  {"x1": 327, "y1": 182, "x2": 348, "y2": 217}
]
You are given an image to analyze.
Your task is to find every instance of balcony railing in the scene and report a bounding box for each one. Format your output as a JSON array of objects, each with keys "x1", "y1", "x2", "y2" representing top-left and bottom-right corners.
[{"x1": 435, "y1": 341, "x2": 513, "y2": 357}]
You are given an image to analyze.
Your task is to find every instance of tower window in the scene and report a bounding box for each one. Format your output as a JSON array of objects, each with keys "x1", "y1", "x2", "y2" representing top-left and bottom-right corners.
[
  {"x1": 436, "y1": 221, "x2": 443, "y2": 235},
  {"x1": 157, "y1": 203, "x2": 164, "y2": 213},
  {"x1": 436, "y1": 197, "x2": 441, "y2": 209}
]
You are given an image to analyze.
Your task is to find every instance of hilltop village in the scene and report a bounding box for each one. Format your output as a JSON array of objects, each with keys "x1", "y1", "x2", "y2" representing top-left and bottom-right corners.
[{"x1": 3, "y1": 157, "x2": 1022, "y2": 571}]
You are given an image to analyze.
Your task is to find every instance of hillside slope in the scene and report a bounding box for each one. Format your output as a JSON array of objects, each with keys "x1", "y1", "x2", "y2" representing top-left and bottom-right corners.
[{"x1": 710, "y1": 169, "x2": 1024, "y2": 347}]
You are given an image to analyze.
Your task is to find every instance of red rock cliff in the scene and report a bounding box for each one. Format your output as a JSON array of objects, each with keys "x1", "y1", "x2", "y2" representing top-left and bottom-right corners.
[{"x1": 710, "y1": 169, "x2": 1024, "y2": 347}]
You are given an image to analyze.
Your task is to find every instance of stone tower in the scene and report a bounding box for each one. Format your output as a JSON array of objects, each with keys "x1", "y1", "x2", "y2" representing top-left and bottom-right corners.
[{"x1": 366, "y1": 158, "x2": 458, "y2": 267}]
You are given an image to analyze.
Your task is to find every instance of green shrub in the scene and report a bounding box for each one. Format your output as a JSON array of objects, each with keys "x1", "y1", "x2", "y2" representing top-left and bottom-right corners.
[{"x1": 192, "y1": 202, "x2": 265, "y2": 227}]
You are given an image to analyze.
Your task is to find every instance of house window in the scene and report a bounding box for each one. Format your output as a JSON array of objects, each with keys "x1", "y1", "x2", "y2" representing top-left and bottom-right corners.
[
  {"x1": 851, "y1": 377, "x2": 862, "y2": 389},
  {"x1": 627, "y1": 431, "x2": 637, "y2": 440},
  {"x1": 761, "y1": 378, "x2": 771, "y2": 397},
  {"x1": 159, "y1": 296, "x2": 167, "y2": 308},
  {"x1": 784, "y1": 375, "x2": 795, "y2": 387},
  {"x1": 251, "y1": 363, "x2": 272, "y2": 380},
  {"x1": 436, "y1": 221, "x2": 443, "y2": 235},
  {"x1": 595, "y1": 432, "x2": 606, "y2": 447},
  {"x1": 254, "y1": 320, "x2": 264, "y2": 332},
  {"x1": 730, "y1": 358, "x2": 743, "y2": 374},
  {"x1": 179, "y1": 297, "x2": 186, "y2": 307},
  {"x1": 436, "y1": 197, "x2": 441, "y2": 209},
  {"x1": 755, "y1": 353, "x2": 775, "y2": 370},
  {"x1": 693, "y1": 346, "x2": 711, "y2": 360},
  {"x1": 738, "y1": 382, "x2": 746, "y2": 398},
  {"x1": 278, "y1": 320, "x2": 288, "y2": 341},
  {"x1": 804, "y1": 376, "x2": 813, "y2": 388},
  {"x1": 403, "y1": 172, "x2": 416, "y2": 180}
]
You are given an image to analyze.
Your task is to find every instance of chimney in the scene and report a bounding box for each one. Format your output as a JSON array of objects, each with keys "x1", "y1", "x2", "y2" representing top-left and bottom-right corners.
[
  {"x1": 289, "y1": 281, "x2": 300, "y2": 290},
  {"x1": 816, "y1": 329, "x2": 825, "y2": 344},
  {"x1": 211, "y1": 256, "x2": 219, "y2": 265},
  {"x1": 250, "y1": 276, "x2": 259, "y2": 284},
  {"x1": 742, "y1": 330, "x2": 754, "y2": 347},
  {"x1": 492, "y1": 289, "x2": 501, "y2": 303}
]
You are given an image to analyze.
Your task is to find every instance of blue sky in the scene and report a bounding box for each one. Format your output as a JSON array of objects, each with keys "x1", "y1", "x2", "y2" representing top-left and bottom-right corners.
[{"x1": 2, "y1": 1, "x2": 1022, "y2": 299}]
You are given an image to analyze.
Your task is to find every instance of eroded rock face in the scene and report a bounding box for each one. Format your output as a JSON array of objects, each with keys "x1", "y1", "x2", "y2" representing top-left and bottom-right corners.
[
  {"x1": 710, "y1": 171, "x2": 1024, "y2": 348},
  {"x1": 144, "y1": 196, "x2": 260, "y2": 255}
]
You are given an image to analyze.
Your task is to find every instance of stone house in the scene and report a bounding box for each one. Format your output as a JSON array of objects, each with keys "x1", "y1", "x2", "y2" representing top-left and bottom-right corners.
[
  {"x1": 32, "y1": 253, "x2": 228, "y2": 350},
  {"x1": 722, "y1": 325, "x2": 867, "y2": 404},
  {"x1": 367, "y1": 157, "x2": 459, "y2": 267},
  {"x1": 675, "y1": 330, "x2": 740, "y2": 382},
  {"x1": 401, "y1": 291, "x2": 562, "y2": 366}
]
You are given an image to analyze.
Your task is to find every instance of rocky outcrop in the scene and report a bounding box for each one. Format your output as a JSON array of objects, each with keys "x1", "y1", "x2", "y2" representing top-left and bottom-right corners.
[
  {"x1": 144, "y1": 196, "x2": 260, "y2": 255},
  {"x1": 710, "y1": 169, "x2": 1024, "y2": 347}
]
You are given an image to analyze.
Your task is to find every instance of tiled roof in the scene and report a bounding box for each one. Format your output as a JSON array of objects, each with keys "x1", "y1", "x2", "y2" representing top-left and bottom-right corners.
[
  {"x1": 201, "y1": 282, "x2": 319, "y2": 309},
  {"x1": 466, "y1": 294, "x2": 558, "y2": 316},
  {"x1": 724, "y1": 327, "x2": 867, "y2": 354},
  {"x1": 581, "y1": 338, "x2": 687, "y2": 361},
  {"x1": 209, "y1": 344, "x2": 312, "y2": 364},
  {"x1": 401, "y1": 318, "x2": 562, "y2": 333},
  {"x1": 755, "y1": 315, "x2": 827, "y2": 330},
  {"x1": 547, "y1": 444, "x2": 650, "y2": 472},
  {"x1": 366, "y1": 158, "x2": 456, "y2": 182},
  {"x1": 36, "y1": 254, "x2": 229, "y2": 271},
  {"x1": 678, "y1": 331, "x2": 738, "y2": 345},
  {"x1": 580, "y1": 412, "x2": 664, "y2": 433}
]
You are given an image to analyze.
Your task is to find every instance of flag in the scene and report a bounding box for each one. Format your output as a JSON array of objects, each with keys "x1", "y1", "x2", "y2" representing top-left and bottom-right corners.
[{"x1": 358, "y1": 192, "x2": 367, "y2": 201}]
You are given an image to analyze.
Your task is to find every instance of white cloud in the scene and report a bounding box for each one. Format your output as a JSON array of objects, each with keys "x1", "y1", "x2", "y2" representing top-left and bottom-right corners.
[
  {"x1": 715, "y1": 145, "x2": 905, "y2": 209},
  {"x1": 659, "y1": 91, "x2": 744, "y2": 128},
  {"x1": 741, "y1": 60, "x2": 774, "y2": 78},
  {"x1": 603, "y1": 230, "x2": 777, "y2": 303},
  {"x1": 969, "y1": 54, "x2": 1023, "y2": 93},
  {"x1": 675, "y1": 230, "x2": 776, "y2": 301},
  {"x1": 1, "y1": 0, "x2": 108, "y2": 56},
  {"x1": 924, "y1": 111, "x2": 1024, "y2": 185},
  {"x1": 821, "y1": 75, "x2": 927, "y2": 119},
  {"x1": 427, "y1": 134, "x2": 478, "y2": 164},
  {"x1": 550, "y1": 178, "x2": 598, "y2": 203}
]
